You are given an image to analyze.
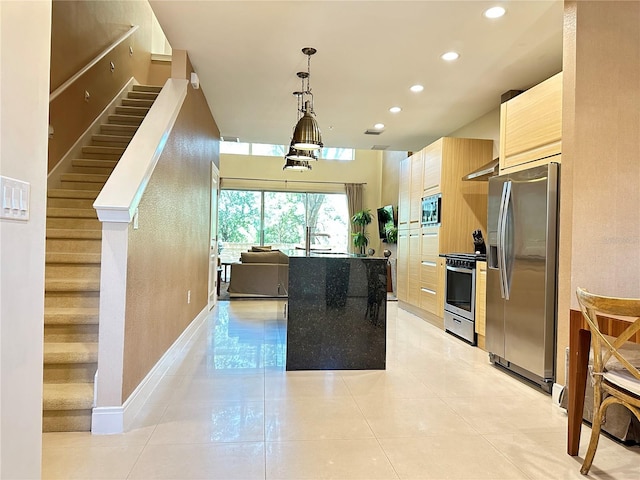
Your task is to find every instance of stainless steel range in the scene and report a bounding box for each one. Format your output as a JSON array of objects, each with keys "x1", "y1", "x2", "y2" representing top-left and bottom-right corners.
[{"x1": 443, "y1": 253, "x2": 485, "y2": 345}]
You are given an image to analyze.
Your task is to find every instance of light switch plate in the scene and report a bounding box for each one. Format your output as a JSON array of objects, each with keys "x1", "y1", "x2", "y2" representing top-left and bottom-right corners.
[{"x1": 0, "y1": 175, "x2": 30, "y2": 221}]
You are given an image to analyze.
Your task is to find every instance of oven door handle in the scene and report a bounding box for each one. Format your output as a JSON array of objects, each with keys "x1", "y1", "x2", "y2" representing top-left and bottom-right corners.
[{"x1": 446, "y1": 265, "x2": 473, "y2": 274}]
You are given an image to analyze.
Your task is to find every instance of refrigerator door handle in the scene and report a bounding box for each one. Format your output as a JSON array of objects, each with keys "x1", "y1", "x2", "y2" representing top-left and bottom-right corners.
[
  {"x1": 502, "y1": 181, "x2": 512, "y2": 300},
  {"x1": 498, "y1": 181, "x2": 512, "y2": 300}
]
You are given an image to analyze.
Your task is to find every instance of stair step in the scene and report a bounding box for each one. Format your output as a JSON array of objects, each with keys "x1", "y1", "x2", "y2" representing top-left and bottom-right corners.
[
  {"x1": 127, "y1": 91, "x2": 158, "y2": 101},
  {"x1": 43, "y1": 360, "x2": 97, "y2": 384},
  {"x1": 43, "y1": 342, "x2": 98, "y2": 365},
  {"x1": 46, "y1": 217, "x2": 101, "y2": 230},
  {"x1": 91, "y1": 133, "x2": 133, "y2": 146},
  {"x1": 47, "y1": 238, "x2": 101, "y2": 255},
  {"x1": 60, "y1": 173, "x2": 109, "y2": 184},
  {"x1": 44, "y1": 307, "x2": 99, "y2": 325},
  {"x1": 47, "y1": 207, "x2": 97, "y2": 219},
  {"x1": 46, "y1": 228, "x2": 101, "y2": 240},
  {"x1": 43, "y1": 383, "x2": 94, "y2": 411},
  {"x1": 133, "y1": 84, "x2": 162, "y2": 93},
  {"x1": 45, "y1": 292, "x2": 100, "y2": 310},
  {"x1": 46, "y1": 252, "x2": 101, "y2": 264},
  {"x1": 115, "y1": 105, "x2": 150, "y2": 116},
  {"x1": 45, "y1": 278, "x2": 100, "y2": 293},
  {"x1": 100, "y1": 124, "x2": 138, "y2": 136},
  {"x1": 47, "y1": 197, "x2": 95, "y2": 209},
  {"x1": 48, "y1": 189, "x2": 99, "y2": 200},
  {"x1": 121, "y1": 98, "x2": 154, "y2": 108},
  {"x1": 45, "y1": 263, "x2": 100, "y2": 279},
  {"x1": 82, "y1": 145, "x2": 126, "y2": 156},
  {"x1": 42, "y1": 410, "x2": 92, "y2": 432},
  {"x1": 107, "y1": 114, "x2": 144, "y2": 126},
  {"x1": 72, "y1": 159, "x2": 119, "y2": 169}
]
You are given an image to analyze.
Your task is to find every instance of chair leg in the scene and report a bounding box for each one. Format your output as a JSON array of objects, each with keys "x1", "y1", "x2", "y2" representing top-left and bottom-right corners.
[{"x1": 581, "y1": 395, "x2": 614, "y2": 475}]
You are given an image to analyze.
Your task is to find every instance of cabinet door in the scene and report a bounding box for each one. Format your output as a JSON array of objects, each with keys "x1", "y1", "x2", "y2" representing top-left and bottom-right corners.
[
  {"x1": 500, "y1": 72, "x2": 562, "y2": 171},
  {"x1": 436, "y1": 257, "x2": 446, "y2": 318},
  {"x1": 475, "y1": 261, "x2": 487, "y2": 342},
  {"x1": 408, "y1": 232, "x2": 421, "y2": 306},
  {"x1": 409, "y1": 152, "x2": 424, "y2": 227},
  {"x1": 422, "y1": 139, "x2": 442, "y2": 194},
  {"x1": 396, "y1": 231, "x2": 409, "y2": 301},
  {"x1": 398, "y1": 157, "x2": 411, "y2": 229}
]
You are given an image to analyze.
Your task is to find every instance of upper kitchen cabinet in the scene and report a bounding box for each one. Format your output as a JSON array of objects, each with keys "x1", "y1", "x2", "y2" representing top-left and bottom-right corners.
[
  {"x1": 398, "y1": 156, "x2": 411, "y2": 230},
  {"x1": 429, "y1": 137, "x2": 493, "y2": 254},
  {"x1": 499, "y1": 72, "x2": 563, "y2": 174},
  {"x1": 409, "y1": 150, "x2": 424, "y2": 227}
]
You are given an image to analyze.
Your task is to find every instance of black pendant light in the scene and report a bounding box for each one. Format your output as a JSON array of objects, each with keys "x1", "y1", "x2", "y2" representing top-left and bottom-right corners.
[{"x1": 283, "y1": 158, "x2": 312, "y2": 171}]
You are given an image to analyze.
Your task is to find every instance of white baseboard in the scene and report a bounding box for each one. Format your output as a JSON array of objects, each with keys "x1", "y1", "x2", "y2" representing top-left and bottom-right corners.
[{"x1": 91, "y1": 305, "x2": 210, "y2": 434}]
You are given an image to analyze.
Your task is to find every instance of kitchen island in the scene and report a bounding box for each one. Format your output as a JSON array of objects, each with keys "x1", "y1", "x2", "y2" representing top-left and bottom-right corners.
[{"x1": 285, "y1": 251, "x2": 387, "y2": 370}]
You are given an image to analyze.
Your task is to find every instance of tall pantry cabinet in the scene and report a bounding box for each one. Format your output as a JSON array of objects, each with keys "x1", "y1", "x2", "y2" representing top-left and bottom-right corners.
[{"x1": 397, "y1": 137, "x2": 493, "y2": 322}]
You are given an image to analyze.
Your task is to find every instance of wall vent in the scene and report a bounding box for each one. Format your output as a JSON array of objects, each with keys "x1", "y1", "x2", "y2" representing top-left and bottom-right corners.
[
  {"x1": 221, "y1": 136, "x2": 240, "y2": 142},
  {"x1": 364, "y1": 129, "x2": 382, "y2": 135},
  {"x1": 371, "y1": 145, "x2": 389, "y2": 150}
]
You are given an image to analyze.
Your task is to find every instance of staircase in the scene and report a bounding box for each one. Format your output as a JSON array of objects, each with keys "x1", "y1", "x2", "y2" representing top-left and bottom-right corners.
[{"x1": 43, "y1": 84, "x2": 162, "y2": 432}]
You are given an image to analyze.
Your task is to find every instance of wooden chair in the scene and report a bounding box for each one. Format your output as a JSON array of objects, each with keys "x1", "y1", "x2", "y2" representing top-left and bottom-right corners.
[{"x1": 575, "y1": 287, "x2": 640, "y2": 475}]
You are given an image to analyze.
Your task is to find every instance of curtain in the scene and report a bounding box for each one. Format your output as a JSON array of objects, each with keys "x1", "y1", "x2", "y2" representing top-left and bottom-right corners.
[{"x1": 345, "y1": 183, "x2": 363, "y2": 254}]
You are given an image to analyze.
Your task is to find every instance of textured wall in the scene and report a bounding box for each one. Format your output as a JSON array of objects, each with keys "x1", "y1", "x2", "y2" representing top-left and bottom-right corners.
[
  {"x1": 122, "y1": 80, "x2": 220, "y2": 400},
  {"x1": 48, "y1": 0, "x2": 171, "y2": 171},
  {"x1": 556, "y1": 0, "x2": 640, "y2": 384}
]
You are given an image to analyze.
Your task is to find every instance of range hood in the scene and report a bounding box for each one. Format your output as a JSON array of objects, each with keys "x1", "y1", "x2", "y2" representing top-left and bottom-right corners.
[{"x1": 462, "y1": 158, "x2": 499, "y2": 181}]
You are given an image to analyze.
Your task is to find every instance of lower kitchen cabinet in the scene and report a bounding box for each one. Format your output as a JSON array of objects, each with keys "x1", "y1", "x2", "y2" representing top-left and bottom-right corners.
[{"x1": 475, "y1": 260, "x2": 487, "y2": 350}]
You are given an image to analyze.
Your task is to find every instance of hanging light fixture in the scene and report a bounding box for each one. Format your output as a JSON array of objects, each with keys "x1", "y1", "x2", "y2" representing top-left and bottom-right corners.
[
  {"x1": 291, "y1": 47, "x2": 323, "y2": 151},
  {"x1": 282, "y1": 158, "x2": 312, "y2": 171}
]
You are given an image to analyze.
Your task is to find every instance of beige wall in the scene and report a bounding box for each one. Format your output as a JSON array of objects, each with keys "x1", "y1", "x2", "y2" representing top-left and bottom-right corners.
[
  {"x1": 122, "y1": 67, "x2": 220, "y2": 400},
  {"x1": 220, "y1": 150, "x2": 384, "y2": 254},
  {"x1": 0, "y1": 1, "x2": 50, "y2": 477},
  {"x1": 556, "y1": 0, "x2": 640, "y2": 384},
  {"x1": 448, "y1": 107, "x2": 501, "y2": 160},
  {"x1": 48, "y1": 0, "x2": 171, "y2": 171}
]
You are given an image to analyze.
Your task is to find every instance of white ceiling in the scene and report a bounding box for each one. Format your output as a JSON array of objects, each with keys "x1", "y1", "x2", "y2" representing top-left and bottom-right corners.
[{"x1": 149, "y1": 1, "x2": 564, "y2": 153}]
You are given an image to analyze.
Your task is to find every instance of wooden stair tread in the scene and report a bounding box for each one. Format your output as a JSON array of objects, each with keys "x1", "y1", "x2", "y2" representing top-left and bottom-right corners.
[
  {"x1": 82, "y1": 145, "x2": 126, "y2": 155},
  {"x1": 45, "y1": 278, "x2": 100, "y2": 292},
  {"x1": 43, "y1": 342, "x2": 98, "y2": 364},
  {"x1": 46, "y1": 252, "x2": 101, "y2": 264},
  {"x1": 45, "y1": 307, "x2": 99, "y2": 325},
  {"x1": 71, "y1": 158, "x2": 118, "y2": 168},
  {"x1": 43, "y1": 383, "x2": 94, "y2": 411},
  {"x1": 100, "y1": 124, "x2": 138, "y2": 134}
]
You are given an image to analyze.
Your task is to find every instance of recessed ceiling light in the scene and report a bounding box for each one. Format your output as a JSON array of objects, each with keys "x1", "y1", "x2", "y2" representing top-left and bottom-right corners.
[
  {"x1": 410, "y1": 84, "x2": 424, "y2": 93},
  {"x1": 389, "y1": 106, "x2": 402, "y2": 113},
  {"x1": 484, "y1": 6, "x2": 506, "y2": 19},
  {"x1": 374, "y1": 123, "x2": 385, "y2": 130},
  {"x1": 441, "y1": 51, "x2": 460, "y2": 61}
]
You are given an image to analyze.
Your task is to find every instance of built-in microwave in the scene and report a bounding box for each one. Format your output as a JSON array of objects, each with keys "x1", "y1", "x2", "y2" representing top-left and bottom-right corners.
[{"x1": 422, "y1": 193, "x2": 441, "y2": 226}]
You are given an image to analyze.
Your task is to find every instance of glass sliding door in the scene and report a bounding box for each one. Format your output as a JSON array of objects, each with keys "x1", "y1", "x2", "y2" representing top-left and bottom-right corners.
[
  {"x1": 218, "y1": 190, "x2": 261, "y2": 261},
  {"x1": 219, "y1": 189, "x2": 350, "y2": 259},
  {"x1": 263, "y1": 192, "x2": 306, "y2": 250}
]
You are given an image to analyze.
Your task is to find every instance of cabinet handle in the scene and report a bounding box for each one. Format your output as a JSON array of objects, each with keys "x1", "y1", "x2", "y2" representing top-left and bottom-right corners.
[
  {"x1": 421, "y1": 261, "x2": 436, "y2": 267},
  {"x1": 421, "y1": 287, "x2": 436, "y2": 295}
]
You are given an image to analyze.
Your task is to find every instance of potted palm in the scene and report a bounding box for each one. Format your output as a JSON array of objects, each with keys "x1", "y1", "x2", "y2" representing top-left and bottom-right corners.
[{"x1": 351, "y1": 209, "x2": 373, "y2": 255}]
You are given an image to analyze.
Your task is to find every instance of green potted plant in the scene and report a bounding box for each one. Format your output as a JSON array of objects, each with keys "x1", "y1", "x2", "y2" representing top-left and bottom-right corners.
[{"x1": 351, "y1": 209, "x2": 373, "y2": 255}]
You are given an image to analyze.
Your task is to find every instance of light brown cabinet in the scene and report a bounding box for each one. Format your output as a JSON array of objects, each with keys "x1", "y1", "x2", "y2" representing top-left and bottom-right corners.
[
  {"x1": 398, "y1": 157, "x2": 411, "y2": 229},
  {"x1": 475, "y1": 261, "x2": 487, "y2": 350},
  {"x1": 396, "y1": 137, "x2": 493, "y2": 322},
  {"x1": 500, "y1": 72, "x2": 562, "y2": 174}
]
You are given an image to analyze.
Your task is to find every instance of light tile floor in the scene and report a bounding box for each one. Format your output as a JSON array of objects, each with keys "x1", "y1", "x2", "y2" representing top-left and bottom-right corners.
[{"x1": 42, "y1": 300, "x2": 640, "y2": 479}]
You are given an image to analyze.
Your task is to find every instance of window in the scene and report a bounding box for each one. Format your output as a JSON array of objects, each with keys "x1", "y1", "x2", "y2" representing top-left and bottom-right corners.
[
  {"x1": 220, "y1": 141, "x2": 354, "y2": 160},
  {"x1": 218, "y1": 190, "x2": 349, "y2": 260}
]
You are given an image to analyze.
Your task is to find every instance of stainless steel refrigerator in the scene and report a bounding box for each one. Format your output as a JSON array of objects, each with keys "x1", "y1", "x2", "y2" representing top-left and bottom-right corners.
[{"x1": 486, "y1": 162, "x2": 559, "y2": 393}]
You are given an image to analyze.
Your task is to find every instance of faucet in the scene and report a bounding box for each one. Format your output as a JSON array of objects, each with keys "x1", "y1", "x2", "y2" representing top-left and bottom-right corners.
[{"x1": 305, "y1": 227, "x2": 330, "y2": 255}]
